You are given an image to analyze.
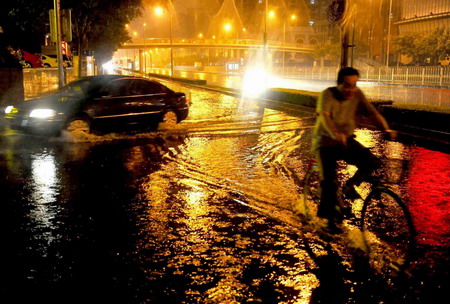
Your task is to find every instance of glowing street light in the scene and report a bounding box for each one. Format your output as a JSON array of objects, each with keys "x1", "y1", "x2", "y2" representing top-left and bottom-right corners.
[
  {"x1": 224, "y1": 23, "x2": 232, "y2": 32},
  {"x1": 154, "y1": 7, "x2": 163, "y2": 16},
  {"x1": 269, "y1": 10, "x2": 275, "y2": 19}
]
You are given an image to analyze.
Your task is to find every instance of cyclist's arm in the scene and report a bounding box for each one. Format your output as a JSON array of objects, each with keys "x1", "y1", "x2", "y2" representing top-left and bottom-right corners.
[
  {"x1": 360, "y1": 92, "x2": 397, "y2": 139},
  {"x1": 371, "y1": 111, "x2": 397, "y2": 139}
]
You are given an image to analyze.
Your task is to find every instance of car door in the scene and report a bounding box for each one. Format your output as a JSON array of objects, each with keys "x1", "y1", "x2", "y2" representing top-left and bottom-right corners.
[
  {"x1": 91, "y1": 79, "x2": 140, "y2": 127},
  {"x1": 128, "y1": 79, "x2": 169, "y2": 124}
]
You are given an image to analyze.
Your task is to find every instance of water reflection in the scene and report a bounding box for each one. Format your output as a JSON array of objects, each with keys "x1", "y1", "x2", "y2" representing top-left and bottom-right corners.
[
  {"x1": 407, "y1": 147, "x2": 450, "y2": 248},
  {"x1": 1, "y1": 83, "x2": 449, "y2": 302},
  {"x1": 31, "y1": 153, "x2": 58, "y2": 204},
  {"x1": 27, "y1": 153, "x2": 61, "y2": 250}
]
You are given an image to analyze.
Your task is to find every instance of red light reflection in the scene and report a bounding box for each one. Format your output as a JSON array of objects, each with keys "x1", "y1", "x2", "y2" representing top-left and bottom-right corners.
[{"x1": 407, "y1": 147, "x2": 450, "y2": 247}]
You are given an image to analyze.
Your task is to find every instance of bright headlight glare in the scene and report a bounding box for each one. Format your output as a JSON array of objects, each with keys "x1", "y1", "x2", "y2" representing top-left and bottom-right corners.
[
  {"x1": 242, "y1": 67, "x2": 270, "y2": 98},
  {"x1": 29, "y1": 109, "x2": 57, "y2": 118},
  {"x1": 5, "y1": 106, "x2": 14, "y2": 114}
]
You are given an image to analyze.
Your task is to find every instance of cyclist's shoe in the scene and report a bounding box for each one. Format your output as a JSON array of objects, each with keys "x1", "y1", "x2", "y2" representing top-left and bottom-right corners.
[
  {"x1": 318, "y1": 205, "x2": 343, "y2": 224},
  {"x1": 324, "y1": 220, "x2": 343, "y2": 234},
  {"x1": 337, "y1": 201, "x2": 353, "y2": 219},
  {"x1": 343, "y1": 185, "x2": 361, "y2": 200}
]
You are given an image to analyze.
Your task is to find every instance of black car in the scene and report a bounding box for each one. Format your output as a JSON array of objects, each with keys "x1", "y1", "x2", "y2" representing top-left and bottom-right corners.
[{"x1": 4, "y1": 75, "x2": 189, "y2": 135}]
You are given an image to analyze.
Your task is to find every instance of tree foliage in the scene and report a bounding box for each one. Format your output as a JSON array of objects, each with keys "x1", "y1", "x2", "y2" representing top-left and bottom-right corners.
[
  {"x1": 394, "y1": 28, "x2": 450, "y2": 65},
  {"x1": 312, "y1": 41, "x2": 340, "y2": 64},
  {"x1": 0, "y1": 1, "x2": 51, "y2": 52},
  {"x1": 64, "y1": 0, "x2": 145, "y2": 65},
  {"x1": 0, "y1": 0, "x2": 159, "y2": 64}
]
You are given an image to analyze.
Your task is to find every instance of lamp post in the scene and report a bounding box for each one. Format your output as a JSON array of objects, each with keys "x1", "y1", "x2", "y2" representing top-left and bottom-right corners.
[
  {"x1": 283, "y1": 14, "x2": 296, "y2": 69},
  {"x1": 169, "y1": 9, "x2": 173, "y2": 77},
  {"x1": 149, "y1": 50, "x2": 153, "y2": 73},
  {"x1": 53, "y1": 0, "x2": 65, "y2": 87},
  {"x1": 386, "y1": 0, "x2": 393, "y2": 66},
  {"x1": 155, "y1": 6, "x2": 174, "y2": 76},
  {"x1": 263, "y1": 0, "x2": 268, "y2": 51},
  {"x1": 143, "y1": 22, "x2": 146, "y2": 74},
  {"x1": 133, "y1": 31, "x2": 138, "y2": 70}
]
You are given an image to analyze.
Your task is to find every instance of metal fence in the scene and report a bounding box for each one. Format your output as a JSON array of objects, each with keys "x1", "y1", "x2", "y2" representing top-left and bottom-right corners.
[{"x1": 273, "y1": 65, "x2": 450, "y2": 87}]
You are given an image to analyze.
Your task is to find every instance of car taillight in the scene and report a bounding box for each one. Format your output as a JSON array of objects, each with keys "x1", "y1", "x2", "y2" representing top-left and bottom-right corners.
[{"x1": 178, "y1": 96, "x2": 189, "y2": 105}]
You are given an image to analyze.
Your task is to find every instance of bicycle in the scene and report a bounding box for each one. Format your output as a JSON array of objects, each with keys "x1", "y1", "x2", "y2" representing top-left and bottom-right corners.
[{"x1": 300, "y1": 158, "x2": 416, "y2": 273}]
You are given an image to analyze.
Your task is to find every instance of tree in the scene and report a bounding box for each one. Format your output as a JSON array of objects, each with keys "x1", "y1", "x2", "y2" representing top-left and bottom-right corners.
[
  {"x1": 394, "y1": 28, "x2": 450, "y2": 65},
  {"x1": 312, "y1": 41, "x2": 341, "y2": 67},
  {"x1": 64, "y1": 0, "x2": 143, "y2": 67},
  {"x1": 0, "y1": 1, "x2": 165, "y2": 67},
  {"x1": 393, "y1": 34, "x2": 417, "y2": 58},
  {"x1": 0, "y1": 1, "x2": 51, "y2": 52}
]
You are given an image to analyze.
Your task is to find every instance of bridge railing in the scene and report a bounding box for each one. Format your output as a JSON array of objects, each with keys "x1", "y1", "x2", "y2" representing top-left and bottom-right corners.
[
  {"x1": 272, "y1": 65, "x2": 450, "y2": 87},
  {"x1": 132, "y1": 37, "x2": 312, "y2": 49}
]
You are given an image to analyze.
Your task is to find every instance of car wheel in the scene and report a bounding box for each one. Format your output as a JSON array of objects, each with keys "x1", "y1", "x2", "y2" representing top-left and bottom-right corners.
[
  {"x1": 24, "y1": 62, "x2": 32, "y2": 68},
  {"x1": 157, "y1": 110, "x2": 178, "y2": 130},
  {"x1": 163, "y1": 110, "x2": 178, "y2": 125},
  {"x1": 44, "y1": 63, "x2": 51, "y2": 68},
  {"x1": 66, "y1": 118, "x2": 91, "y2": 133}
]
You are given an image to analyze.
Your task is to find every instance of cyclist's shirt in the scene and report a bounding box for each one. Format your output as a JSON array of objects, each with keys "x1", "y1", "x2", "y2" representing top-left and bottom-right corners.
[{"x1": 312, "y1": 86, "x2": 378, "y2": 150}]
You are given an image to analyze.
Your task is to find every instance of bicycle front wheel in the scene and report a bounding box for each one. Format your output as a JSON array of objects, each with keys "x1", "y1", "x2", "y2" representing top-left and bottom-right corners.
[
  {"x1": 302, "y1": 166, "x2": 320, "y2": 220},
  {"x1": 361, "y1": 187, "x2": 416, "y2": 273}
]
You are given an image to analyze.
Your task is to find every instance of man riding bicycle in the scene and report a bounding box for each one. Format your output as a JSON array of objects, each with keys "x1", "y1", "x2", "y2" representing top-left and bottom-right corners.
[{"x1": 312, "y1": 67, "x2": 396, "y2": 232}]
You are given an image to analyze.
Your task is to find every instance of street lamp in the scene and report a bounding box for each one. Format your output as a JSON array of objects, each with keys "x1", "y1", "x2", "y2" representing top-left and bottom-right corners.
[
  {"x1": 155, "y1": 6, "x2": 174, "y2": 77},
  {"x1": 386, "y1": 0, "x2": 393, "y2": 66},
  {"x1": 143, "y1": 22, "x2": 146, "y2": 74},
  {"x1": 263, "y1": 0, "x2": 268, "y2": 69},
  {"x1": 283, "y1": 14, "x2": 296, "y2": 68},
  {"x1": 149, "y1": 50, "x2": 153, "y2": 73}
]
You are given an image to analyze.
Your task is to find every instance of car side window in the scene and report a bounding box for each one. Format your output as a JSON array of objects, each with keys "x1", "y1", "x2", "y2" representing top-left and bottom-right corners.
[
  {"x1": 134, "y1": 80, "x2": 167, "y2": 95},
  {"x1": 109, "y1": 79, "x2": 134, "y2": 97},
  {"x1": 106, "y1": 79, "x2": 168, "y2": 97}
]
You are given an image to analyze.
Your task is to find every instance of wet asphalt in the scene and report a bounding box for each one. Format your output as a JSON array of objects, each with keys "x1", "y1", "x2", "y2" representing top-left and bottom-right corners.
[{"x1": 0, "y1": 85, "x2": 449, "y2": 303}]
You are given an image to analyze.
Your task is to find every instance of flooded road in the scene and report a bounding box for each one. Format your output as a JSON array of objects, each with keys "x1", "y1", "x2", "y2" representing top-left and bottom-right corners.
[{"x1": 0, "y1": 86, "x2": 449, "y2": 303}]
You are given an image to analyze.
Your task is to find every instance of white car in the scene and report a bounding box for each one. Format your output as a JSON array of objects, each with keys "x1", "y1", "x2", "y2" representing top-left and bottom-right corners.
[{"x1": 41, "y1": 54, "x2": 73, "y2": 68}]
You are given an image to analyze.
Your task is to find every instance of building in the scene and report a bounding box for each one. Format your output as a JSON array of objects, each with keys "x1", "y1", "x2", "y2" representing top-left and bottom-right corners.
[{"x1": 396, "y1": 0, "x2": 450, "y2": 34}]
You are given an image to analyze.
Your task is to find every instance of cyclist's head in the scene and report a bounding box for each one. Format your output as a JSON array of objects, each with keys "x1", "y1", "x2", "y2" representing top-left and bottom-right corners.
[
  {"x1": 337, "y1": 67, "x2": 360, "y2": 100},
  {"x1": 337, "y1": 67, "x2": 360, "y2": 85}
]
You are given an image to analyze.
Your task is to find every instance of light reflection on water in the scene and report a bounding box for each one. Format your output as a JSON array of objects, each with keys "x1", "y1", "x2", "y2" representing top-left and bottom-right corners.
[
  {"x1": 3, "y1": 83, "x2": 449, "y2": 301},
  {"x1": 128, "y1": 105, "x2": 450, "y2": 300},
  {"x1": 134, "y1": 161, "x2": 318, "y2": 303},
  {"x1": 29, "y1": 153, "x2": 61, "y2": 249}
]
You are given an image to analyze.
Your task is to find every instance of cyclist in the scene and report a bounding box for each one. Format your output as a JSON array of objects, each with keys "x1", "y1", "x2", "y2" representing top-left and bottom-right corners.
[{"x1": 312, "y1": 67, "x2": 396, "y2": 232}]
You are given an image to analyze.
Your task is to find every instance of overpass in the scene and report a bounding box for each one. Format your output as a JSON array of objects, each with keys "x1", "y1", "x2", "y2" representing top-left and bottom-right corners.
[
  {"x1": 120, "y1": 38, "x2": 315, "y2": 54},
  {"x1": 114, "y1": 38, "x2": 316, "y2": 72}
]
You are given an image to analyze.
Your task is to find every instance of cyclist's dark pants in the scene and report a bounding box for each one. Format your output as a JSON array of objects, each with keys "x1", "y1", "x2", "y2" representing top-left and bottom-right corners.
[{"x1": 314, "y1": 137, "x2": 380, "y2": 218}]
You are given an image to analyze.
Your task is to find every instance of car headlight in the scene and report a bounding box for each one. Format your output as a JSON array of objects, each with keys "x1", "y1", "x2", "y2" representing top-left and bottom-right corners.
[
  {"x1": 29, "y1": 109, "x2": 57, "y2": 119},
  {"x1": 5, "y1": 106, "x2": 17, "y2": 114}
]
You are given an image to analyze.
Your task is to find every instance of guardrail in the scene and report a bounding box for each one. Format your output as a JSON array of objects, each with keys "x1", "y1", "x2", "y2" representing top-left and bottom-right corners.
[{"x1": 272, "y1": 65, "x2": 450, "y2": 87}]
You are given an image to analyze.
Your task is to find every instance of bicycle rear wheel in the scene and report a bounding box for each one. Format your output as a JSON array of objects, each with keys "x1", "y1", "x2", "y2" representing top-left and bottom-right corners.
[
  {"x1": 361, "y1": 187, "x2": 416, "y2": 273},
  {"x1": 302, "y1": 166, "x2": 320, "y2": 220}
]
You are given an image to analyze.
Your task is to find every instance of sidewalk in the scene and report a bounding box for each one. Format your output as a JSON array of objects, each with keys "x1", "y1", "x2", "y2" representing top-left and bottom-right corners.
[
  {"x1": 146, "y1": 69, "x2": 450, "y2": 151},
  {"x1": 149, "y1": 68, "x2": 450, "y2": 109}
]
